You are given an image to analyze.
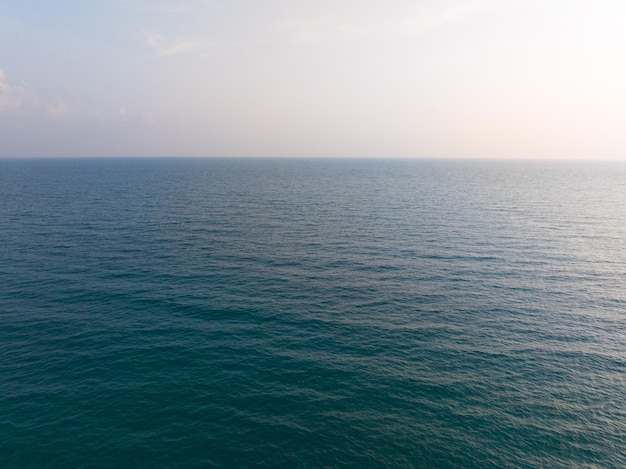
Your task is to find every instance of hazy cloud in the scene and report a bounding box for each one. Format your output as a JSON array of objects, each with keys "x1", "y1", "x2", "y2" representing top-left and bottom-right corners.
[
  {"x1": 47, "y1": 100, "x2": 69, "y2": 118},
  {"x1": 283, "y1": 1, "x2": 482, "y2": 44},
  {"x1": 337, "y1": 2, "x2": 481, "y2": 37},
  {"x1": 143, "y1": 31, "x2": 199, "y2": 56},
  {"x1": 0, "y1": 69, "x2": 24, "y2": 112},
  {"x1": 128, "y1": 0, "x2": 219, "y2": 15},
  {"x1": 0, "y1": 68, "x2": 72, "y2": 121}
]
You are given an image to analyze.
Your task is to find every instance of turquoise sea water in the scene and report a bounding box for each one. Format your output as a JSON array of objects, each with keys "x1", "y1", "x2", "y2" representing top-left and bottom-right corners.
[{"x1": 2, "y1": 158, "x2": 626, "y2": 468}]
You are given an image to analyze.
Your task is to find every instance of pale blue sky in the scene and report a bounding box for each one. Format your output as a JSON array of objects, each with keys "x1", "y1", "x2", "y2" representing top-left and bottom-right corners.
[{"x1": 1, "y1": 0, "x2": 625, "y2": 158}]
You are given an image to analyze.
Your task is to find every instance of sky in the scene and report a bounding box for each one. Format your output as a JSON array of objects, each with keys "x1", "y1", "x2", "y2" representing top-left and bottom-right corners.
[{"x1": 1, "y1": 0, "x2": 626, "y2": 159}]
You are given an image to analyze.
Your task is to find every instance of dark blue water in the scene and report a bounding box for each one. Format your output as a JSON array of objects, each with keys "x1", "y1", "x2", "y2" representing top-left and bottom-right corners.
[{"x1": 2, "y1": 158, "x2": 626, "y2": 468}]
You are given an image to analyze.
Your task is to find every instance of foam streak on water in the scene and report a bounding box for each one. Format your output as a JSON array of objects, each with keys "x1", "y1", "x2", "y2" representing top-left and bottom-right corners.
[{"x1": 1, "y1": 158, "x2": 626, "y2": 467}]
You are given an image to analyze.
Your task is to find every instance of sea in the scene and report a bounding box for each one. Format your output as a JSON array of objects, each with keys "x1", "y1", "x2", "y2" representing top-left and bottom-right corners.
[{"x1": 1, "y1": 157, "x2": 626, "y2": 468}]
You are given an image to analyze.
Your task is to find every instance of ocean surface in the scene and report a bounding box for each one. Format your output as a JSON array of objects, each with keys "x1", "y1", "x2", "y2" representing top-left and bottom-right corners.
[{"x1": 1, "y1": 158, "x2": 626, "y2": 468}]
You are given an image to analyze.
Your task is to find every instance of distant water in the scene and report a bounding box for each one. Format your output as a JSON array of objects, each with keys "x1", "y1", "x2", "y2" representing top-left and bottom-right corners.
[{"x1": 2, "y1": 158, "x2": 626, "y2": 468}]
